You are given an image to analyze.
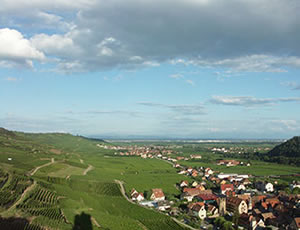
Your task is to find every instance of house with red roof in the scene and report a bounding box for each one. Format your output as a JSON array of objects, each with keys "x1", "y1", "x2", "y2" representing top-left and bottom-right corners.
[
  {"x1": 196, "y1": 193, "x2": 218, "y2": 204},
  {"x1": 220, "y1": 184, "x2": 234, "y2": 195},
  {"x1": 150, "y1": 188, "x2": 165, "y2": 201},
  {"x1": 132, "y1": 192, "x2": 144, "y2": 202},
  {"x1": 181, "y1": 188, "x2": 212, "y2": 202}
]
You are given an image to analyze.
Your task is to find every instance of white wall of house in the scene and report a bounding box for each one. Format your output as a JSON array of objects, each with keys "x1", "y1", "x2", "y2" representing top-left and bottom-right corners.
[
  {"x1": 238, "y1": 200, "x2": 248, "y2": 214},
  {"x1": 265, "y1": 183, "x2": 274, "y2": 192},
  {"x1": 198, "y1": 206, "x2": 207, "y2": 220},
  {"x1": 150, "y1": 194, "x2": 165, "y2": 201}
]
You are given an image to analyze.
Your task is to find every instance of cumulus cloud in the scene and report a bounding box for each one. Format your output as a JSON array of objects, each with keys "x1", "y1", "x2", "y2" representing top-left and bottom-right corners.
[
  {"x1": 0, "y1": 0, "x2": 96, "y2": 12},
  {"x1": 31, "y1": 33, "x2": 79, "y2": 57},
  {"x1": 1, "y1": 0, "x2": 300, "y2": 72},
  {"x1": 210, "y1": 96, "x2": 300, "y2": 106},
  {"x1": 0, "y1": 28, "x2": 44, "y2": 68}
]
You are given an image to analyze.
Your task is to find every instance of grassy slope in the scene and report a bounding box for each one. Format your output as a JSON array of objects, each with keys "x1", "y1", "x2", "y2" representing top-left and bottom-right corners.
[{"x1": 0, "y1": 130, "x2": 186, "y2": 230}]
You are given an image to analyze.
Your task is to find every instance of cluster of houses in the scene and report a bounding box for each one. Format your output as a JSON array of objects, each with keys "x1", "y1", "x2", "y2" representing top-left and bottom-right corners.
[
  {"x1": 111, "y1": 145, "x2": 174, "y2": 158},
  {"x1": 210, "y1": 146, "x2": 271, "y2": 154},
  {"x1": 129, "y1": 162, "x2": 300, "y2": 229},
  {"x1": 109, "y1": 143, "x2": 299, "y2": 228},
  {"x1": 217, "y1": 159, "x2": 250, "y2": 167},
  {"x1": 130, "y1": 188, "x2": 173, "y2": 211}
]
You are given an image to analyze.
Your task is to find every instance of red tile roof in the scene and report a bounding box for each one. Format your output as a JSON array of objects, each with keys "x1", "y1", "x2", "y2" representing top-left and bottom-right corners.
[
  {"x1": 183, "y1": 188, "x2": 212, "y2": 196},
  {"x1": 197, "y1": 193, "x2": 218, "y2": 201},
  {"x1": 152, "y1": 188, "x2": 165, "y2": 198},
  {"x1": 221, "y1": 184, "x2": 234, "y2": 191},
  {"x1": 188, "y1": 202, "x2": 205, "y2": 211}
]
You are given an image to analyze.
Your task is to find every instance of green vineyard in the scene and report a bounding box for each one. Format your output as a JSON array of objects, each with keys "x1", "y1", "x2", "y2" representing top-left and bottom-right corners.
[
  {"x1": 17, "y1": 187, "x2": 65, "y2": 223},
  {"x1": 0, "y1": 174, "x2": 32, "y2": 208},
  {"x1": 94, "y1": 182, "x2": 122, "y2": 196}
]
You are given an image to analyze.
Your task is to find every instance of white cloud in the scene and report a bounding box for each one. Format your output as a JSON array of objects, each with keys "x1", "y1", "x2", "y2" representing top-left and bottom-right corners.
[
  {"x1": 31, "y1": 33, "x2": 79, "y2": 57},
  {"x1": 211, "y1": 95, "x2": 300, "y2": 106},
  {"x1": 1, "y1": 0, "x2": 300, "y2": 72},
  {"x1": 171, "y1": 55, "x2": 300, "y2": 73},
  {"x1": 0, "y1": 28, "x2": 45, "y2": 68}
]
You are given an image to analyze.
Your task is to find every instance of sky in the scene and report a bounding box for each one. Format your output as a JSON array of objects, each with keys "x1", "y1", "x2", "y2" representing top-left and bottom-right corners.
[{"x1": 0, "y1": 0, "x2": 300, "y2": 139}]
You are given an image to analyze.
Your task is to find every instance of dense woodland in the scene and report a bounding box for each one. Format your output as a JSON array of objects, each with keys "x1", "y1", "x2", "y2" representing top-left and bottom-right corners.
[{"x1": 222, "y1": 136, "x2": 300, "y2": 167}]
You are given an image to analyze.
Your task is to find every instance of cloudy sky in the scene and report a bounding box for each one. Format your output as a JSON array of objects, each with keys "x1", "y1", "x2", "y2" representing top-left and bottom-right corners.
[{"x1": 1, "y1": 0, "x2": 300, "y2": 138}]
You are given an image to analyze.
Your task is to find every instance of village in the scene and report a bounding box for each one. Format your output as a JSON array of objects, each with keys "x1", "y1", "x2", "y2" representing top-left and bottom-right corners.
[{"x1": 110, "y1": 144, "x2": 300, "y2": 230}]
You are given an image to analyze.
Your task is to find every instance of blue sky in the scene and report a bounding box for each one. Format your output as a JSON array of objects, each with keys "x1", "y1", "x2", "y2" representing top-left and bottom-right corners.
[{"x1": 0, "y1": 0, "x2": 300, "y2": 138}]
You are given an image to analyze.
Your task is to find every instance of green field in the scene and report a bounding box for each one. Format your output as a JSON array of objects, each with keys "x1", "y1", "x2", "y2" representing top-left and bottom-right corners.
[
  {"x1": 1, "y1": 129, "x2": 299, "y2": 229},
  {"x1": 0, "y1": 129, "x2": 187, "y2": 230},
  {"x1": 177, "y1": 159, "x2": 300, "y2": 176}
]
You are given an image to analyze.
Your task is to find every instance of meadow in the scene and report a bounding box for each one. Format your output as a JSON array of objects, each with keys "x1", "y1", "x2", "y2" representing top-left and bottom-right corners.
[
  {"x1": 0, "y1": 129, "x2": 188, "y2": 230},
  {"x1": 0, "y1": 129, "x2": 298, "y2": 230}
]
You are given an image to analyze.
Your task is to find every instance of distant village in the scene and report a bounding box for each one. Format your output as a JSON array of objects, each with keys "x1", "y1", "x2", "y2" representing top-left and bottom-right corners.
[{"x1": 98, "y1": 144, "x2": 300, "y2": 229}]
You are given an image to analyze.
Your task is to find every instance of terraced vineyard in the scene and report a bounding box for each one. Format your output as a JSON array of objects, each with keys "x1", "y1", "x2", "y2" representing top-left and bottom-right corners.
[
  {"x1": 16, "y1": 185, "x2": 68, "y2": 229},
  {"x1": 0, "y1": 173, "x2": 33, "y2": 208},
  {"x1": 0, "y1": 128, "x2": 187, "y2": 230}
]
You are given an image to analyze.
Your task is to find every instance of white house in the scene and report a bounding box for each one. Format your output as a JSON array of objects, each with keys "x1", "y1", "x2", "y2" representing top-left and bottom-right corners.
[
  {"x1": 192, "y1": 181, "x2": 198, "y2": 187},
  {"x1": 205, "y1": 168, "x2": 213, "y2": 175},
  {"x1": 180, "y1": 180, "x2": 189, "y2": 188},
  {"x1": 150, "y1": 188, "x2": 165, "y2": 201},
  {"x1": 237, "y1": 184, "x2": 246, "y2": 191},
  {"x1": 157, "y1": 201, "x2": 171, "y2": 211},
  {"x1": 178, "y1": 170, "x2": 187, "y2": 175},
  {"x1": 256, "y1": 182, "x2": 274, "y2": 193},
  {"x1": 265, "y1": 183, "x2": 274, "y2": 192}
]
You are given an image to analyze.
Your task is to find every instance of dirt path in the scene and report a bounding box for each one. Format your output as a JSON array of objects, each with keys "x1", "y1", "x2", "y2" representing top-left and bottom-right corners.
[
  {"x1": 91, "y1": 217, "x2": 101, "y2": 229},
  {"x1": 29, "y1": 158, "x2": 55, "y2": 176},
  {"x1": 172, "y1": 217, "x2": 198, "y2": 230},
  {"x1": 114, "y1": 179, "x2": 135, "y2": 204},
  {"x1": 137, "y1": 221, "x2": 148, "y2": 230},
  {"x1": 83, "y1": 164, "x2": 94, "y2": 176},
  {"x1": 114, "y1": 179, "x2": 197, "y2": 230},
  {"x1": 4, "y1": 181, "x2": 37, "y2": 214}
]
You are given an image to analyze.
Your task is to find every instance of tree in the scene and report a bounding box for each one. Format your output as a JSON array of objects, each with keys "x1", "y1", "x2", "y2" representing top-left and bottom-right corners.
[
  {"x1": 232, "y1": 210, "x2": 240, "y2": 229},
  {"x1": 223, "y1": 221, "x2": 234, "y2": 230},
  {"x1": 292, "y1": 187, "x2": 300, "y2": 194}
]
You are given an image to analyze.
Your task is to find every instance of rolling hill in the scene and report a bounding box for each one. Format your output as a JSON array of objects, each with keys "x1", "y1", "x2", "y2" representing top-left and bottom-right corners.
[
  {"x1": 268, "y1": 136, "x2": 300, "y2": 166},
  {"x1": 0, "y1": 128, "x2": 187, "y2": 230}
]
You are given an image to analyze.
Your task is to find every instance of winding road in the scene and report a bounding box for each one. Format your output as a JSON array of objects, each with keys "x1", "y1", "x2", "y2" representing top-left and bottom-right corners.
[
  {"x1": 3, "y1": 181, "x2": 37, "y2": 215},
  {"x1": 83, "y1": 164, "x2": 94, "y2": 176},
  {"x1": 29, "y1": 158, "x2": 55, "y2": 176},
  {"x1": 114, "y1": 179, "x2": 135, "y2": 204},
  {"x1": 114, "y1": 179, "x2": 198, "y2": 230}
]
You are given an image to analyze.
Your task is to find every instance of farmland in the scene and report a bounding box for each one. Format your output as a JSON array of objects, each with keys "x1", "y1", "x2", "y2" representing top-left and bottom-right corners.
[
  {"x1": 1, "y1": 128, "x2": 300, "y2": 229},
  {"x1": 0, "y1": 129, "x2": 187, "y2": 230}
]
